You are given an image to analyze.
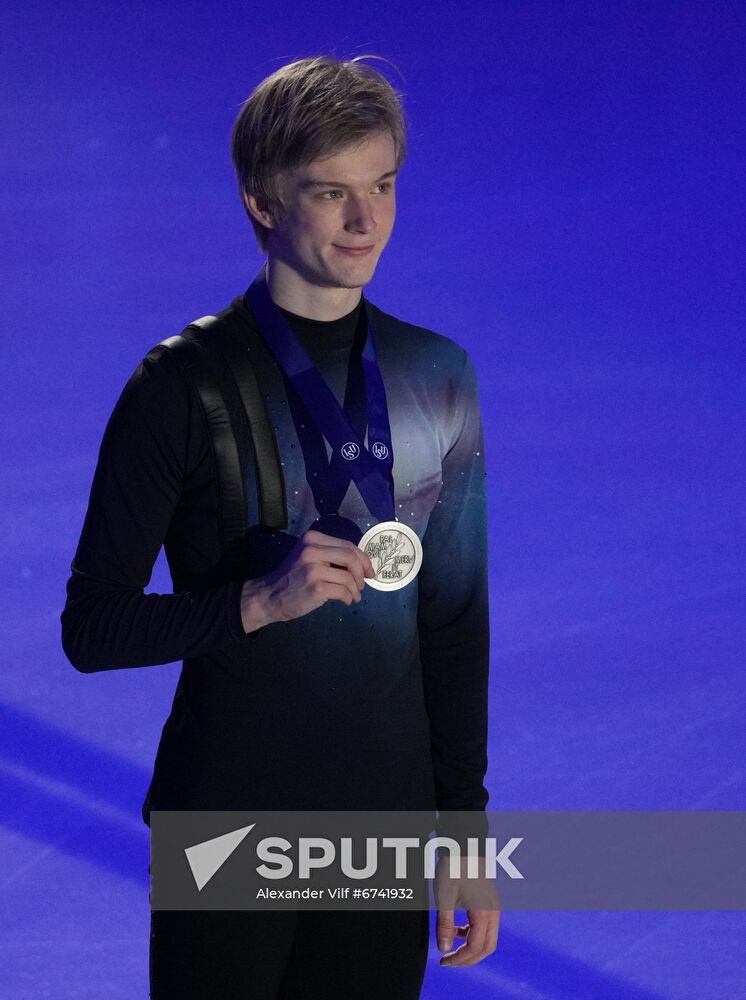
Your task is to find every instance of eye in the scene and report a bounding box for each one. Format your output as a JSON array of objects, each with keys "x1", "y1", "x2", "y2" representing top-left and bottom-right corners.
[{"x1": 320, "y1": 182, "x2": 393, "y2": 201}]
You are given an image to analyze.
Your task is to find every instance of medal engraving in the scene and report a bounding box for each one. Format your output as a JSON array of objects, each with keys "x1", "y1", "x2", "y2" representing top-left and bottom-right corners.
[{"x1": 358, "y1": 520, "x2": 423, "y2": 592}]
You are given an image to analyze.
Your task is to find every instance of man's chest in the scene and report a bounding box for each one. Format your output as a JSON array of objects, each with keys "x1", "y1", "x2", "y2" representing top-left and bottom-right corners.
[{"x1": 250, "y1": 345, "x2": 446, "y2": 538}]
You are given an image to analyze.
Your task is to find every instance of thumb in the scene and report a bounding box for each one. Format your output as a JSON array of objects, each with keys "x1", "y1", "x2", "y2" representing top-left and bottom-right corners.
[{"x1": 436, "y1": 909, "x2": 456, "y2": 952}]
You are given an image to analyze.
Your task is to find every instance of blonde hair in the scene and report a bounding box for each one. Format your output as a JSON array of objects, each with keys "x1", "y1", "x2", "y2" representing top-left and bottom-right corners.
[{"x1": 230, "y1": 54, "x2": 408, "y2": 252}]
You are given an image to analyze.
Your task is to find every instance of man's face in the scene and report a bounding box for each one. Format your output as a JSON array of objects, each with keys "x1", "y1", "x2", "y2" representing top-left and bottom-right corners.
[{"x1": 250, "y1": 129, "x2": 397, "y2": 291}]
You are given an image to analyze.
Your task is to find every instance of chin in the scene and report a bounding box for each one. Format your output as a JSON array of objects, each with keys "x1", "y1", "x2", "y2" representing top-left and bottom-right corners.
[{"x1": 327, "y1": 261, "x2": 376, "y2": 283}]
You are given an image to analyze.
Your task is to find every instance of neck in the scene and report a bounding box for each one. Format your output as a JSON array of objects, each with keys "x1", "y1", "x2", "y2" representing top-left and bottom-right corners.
[{"x1": 264, "y1": 256, "x2": 363, "y2": 321}]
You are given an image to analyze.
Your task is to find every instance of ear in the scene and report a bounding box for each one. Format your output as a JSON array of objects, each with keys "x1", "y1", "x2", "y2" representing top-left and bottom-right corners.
[{"x1": 242, "y1": 189, "x2": 276, "y2": 231}]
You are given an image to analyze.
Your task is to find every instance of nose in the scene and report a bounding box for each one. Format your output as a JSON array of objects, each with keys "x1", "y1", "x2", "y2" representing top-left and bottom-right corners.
[{"x1": 343, "y1": 194, "x2": 377, "y2": 233}]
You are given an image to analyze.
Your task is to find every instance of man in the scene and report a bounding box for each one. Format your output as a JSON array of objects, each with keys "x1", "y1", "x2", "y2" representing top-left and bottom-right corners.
[{"x1": 61, "y1": 55, "x2": 497, "y2": 998}]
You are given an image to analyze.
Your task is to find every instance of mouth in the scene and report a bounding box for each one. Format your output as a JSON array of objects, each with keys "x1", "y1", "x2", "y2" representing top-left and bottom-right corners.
[{"x1": 333, "y1": 244, "x2": 375, "y2": 256}]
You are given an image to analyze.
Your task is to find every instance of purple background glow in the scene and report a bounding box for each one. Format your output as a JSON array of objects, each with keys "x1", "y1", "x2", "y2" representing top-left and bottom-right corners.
[{"x1": 1, "y1": 1, "x2": 744, "y2": 996}]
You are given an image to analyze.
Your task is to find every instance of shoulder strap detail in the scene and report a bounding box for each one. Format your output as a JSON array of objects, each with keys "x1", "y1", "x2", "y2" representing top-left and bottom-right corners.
[
  {"x1": 206, "y1": 307, "x2": 288, "y2": 532},
  {"x1": 158, "y1": 328, "x2": 248, "y2": 557},
  {"x1": 156, "y1": 309, "x2": 287, "y2": 564}
]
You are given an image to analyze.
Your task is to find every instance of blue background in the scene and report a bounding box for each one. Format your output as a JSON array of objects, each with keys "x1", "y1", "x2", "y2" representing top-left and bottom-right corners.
[{"x1": 1, "y1": 1, "x2": 744, "y2": 996}]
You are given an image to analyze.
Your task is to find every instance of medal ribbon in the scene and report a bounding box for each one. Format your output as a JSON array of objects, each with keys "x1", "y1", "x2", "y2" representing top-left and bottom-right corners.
[
  {"x1": 286, "y1": 348, "x2": 367, "y2": 518},
  {"x1": 244, "y1": 264, "x2": 397, "y2": 523}
]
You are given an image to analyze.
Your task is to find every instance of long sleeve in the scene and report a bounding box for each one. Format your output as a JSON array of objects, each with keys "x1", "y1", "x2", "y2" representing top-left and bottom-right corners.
[
  {"x1": 417, "y1": 349, "x2": 491, "y2": 833},
  {"x1": 60, "y1": 344, "x2": 250, "y2": 673}
]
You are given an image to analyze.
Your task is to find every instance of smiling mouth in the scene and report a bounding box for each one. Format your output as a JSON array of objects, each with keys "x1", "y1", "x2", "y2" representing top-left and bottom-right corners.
[{"x1": 333, "y1": 244, "x2": 375, "y2": 254}]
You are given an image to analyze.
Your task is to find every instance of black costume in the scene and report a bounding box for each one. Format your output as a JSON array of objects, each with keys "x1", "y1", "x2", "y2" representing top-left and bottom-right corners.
[{"x1": 61, "y1": 285, "x2": 491, "y2": 997}]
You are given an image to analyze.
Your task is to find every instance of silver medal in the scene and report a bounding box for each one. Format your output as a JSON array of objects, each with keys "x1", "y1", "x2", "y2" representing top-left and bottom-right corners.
[{"x1": 358, "y1": 520, "x2": 423, "y2": 591}]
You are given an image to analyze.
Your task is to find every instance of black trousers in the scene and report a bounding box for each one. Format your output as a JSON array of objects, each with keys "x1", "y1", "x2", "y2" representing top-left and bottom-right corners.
[{"x1": 149, "y1": 907, "x2": 430, "y2": 999}]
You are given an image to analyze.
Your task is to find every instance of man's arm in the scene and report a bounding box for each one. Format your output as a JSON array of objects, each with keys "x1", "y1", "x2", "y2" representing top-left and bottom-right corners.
[
  {"x1": 417, "y1": 348, "x2": 491, "y2": 837},
  {"x1": 60, "y1": 344, "x2": 260, "y2": 673}
]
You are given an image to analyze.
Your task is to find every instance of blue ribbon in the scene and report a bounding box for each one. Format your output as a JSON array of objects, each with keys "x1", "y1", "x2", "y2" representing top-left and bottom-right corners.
[{"x1": 244, "y1": 264, "x2": 397, "y2": 524}]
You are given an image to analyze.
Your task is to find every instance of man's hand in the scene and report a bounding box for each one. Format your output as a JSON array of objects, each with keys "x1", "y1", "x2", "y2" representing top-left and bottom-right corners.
[
  {"x1": 437, "y1": 909, "x2": 499, "y2": 967},
  {"x1": 240, "y1": 529, "x2": 376, "y2": 632},
  {"x1": 435, "y1": 855, "x2": 501, "y2": 967}
]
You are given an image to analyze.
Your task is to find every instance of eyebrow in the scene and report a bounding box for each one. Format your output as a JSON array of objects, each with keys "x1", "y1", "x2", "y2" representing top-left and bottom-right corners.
[{"x1": 299, "y1": 170, "x2": 398, "y2": 190}]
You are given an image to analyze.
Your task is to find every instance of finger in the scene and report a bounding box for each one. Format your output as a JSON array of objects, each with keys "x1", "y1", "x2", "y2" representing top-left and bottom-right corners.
[
  {"x1": 441, "y1": 911, "x2": 499, "y2": 967},
  {"x1": 307, "y1": 530, "x2": 375, "y2": 580},
  {"x1": 358, "y1": 544, "x2": 375, "y2": 578},
  {"x1": 478, "y1": 912, "x2": 500, "y2": 958},
  {"x1": 436, "y1": 909, "x2": 456, "y2": 953},
  {"x1": 300, "y1": 565, "x2": 361, "y2": 606},
  {"x1": 440, "y1": 912, "x2": 490, "y2": 967},
  {"x1": 303, "y1": 551, "x2": 365, "y2": 599},
  {"x1": 315, "y1": 575, "x2": 363, "y2": 605},
  {"x1": 469, "y1": 911, "x2": 500, "y2": 958},
  {"x1": 319, "y1": 564, "x2": 369, "y2": 602},
  {"x1": 303, "y1": 536, "x2": 371, "y2": 588}
]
